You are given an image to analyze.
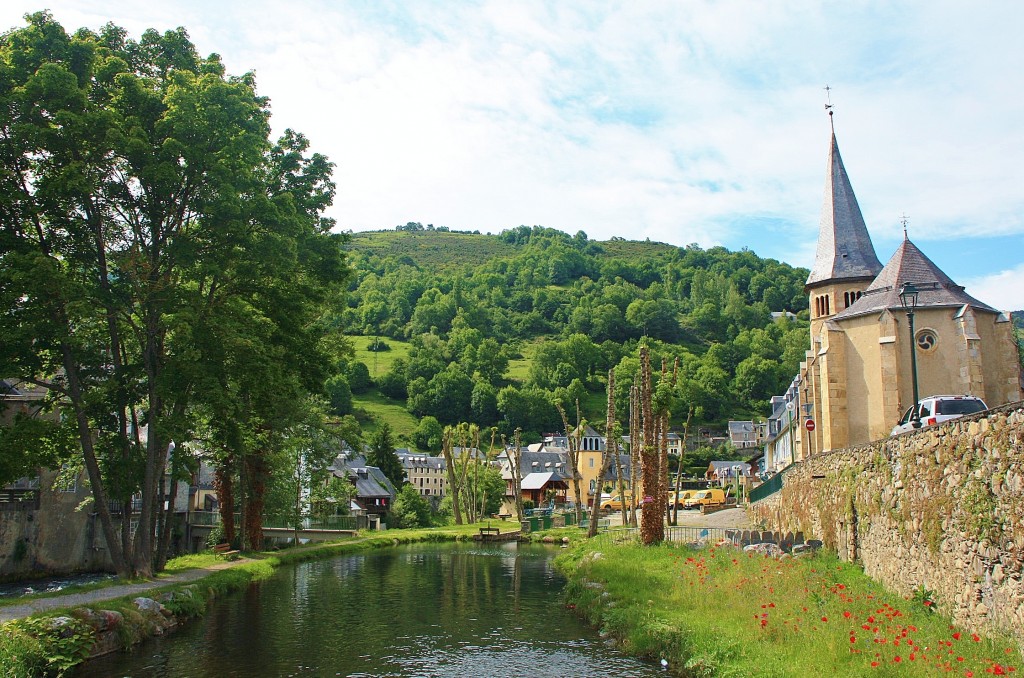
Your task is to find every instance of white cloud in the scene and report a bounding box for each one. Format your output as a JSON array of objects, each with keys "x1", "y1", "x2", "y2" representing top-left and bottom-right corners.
[
  {"x1": 1, "y1": 1, "x2": 1021, "y2": 282},
  {"x1": 963, "y1": 264, "x2": 1024, "y2": 313}
]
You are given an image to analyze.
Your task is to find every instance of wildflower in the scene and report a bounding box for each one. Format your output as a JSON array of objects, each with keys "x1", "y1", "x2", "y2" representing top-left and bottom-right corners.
[
  {"x1": 844, "y1": 611, "x2": 852, "y2": 618},
  {"x1": 971, "y1": 634, "x2": 980, "y2": 642},
  {"x1": 953, "y1": 633, "x2": 962, "y2": 640},
  {"x1": 894, "y1": 656, "x2": 902, "y2": 663}
]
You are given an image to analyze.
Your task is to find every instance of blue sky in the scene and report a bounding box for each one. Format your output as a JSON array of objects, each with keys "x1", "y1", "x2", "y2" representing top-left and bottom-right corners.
[{"x1": 4, "y1": 1, "x2": 1023, "y2": 309}]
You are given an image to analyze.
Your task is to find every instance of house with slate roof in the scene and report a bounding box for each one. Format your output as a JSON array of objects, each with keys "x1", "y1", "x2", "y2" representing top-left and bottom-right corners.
[
  {"x1": 329, "y1": 453, "x2": 396, "y2": 518},
  {"x1": 395, "y1": 449, "x2": 448, "y2": 500},
  {"x1": 797, "y1": 114, "x2": 1022, "y2": 454}
]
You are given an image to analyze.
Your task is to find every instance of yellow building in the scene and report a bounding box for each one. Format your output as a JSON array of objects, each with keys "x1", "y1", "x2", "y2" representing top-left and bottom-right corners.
[{"x1": 799, "y1": 124, "x2": 1022, "y2": 454}]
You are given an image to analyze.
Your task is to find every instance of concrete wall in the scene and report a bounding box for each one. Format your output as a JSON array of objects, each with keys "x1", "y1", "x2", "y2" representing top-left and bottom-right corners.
[
  {"x1": 748, "y1": 402, "x2": 1024, "y2": 641},
  {"x1": 0, "y1": 472, "x2": 113, "y2": 578}
]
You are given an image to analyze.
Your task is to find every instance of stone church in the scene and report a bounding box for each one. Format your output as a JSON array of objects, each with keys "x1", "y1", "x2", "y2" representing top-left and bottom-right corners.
[{"x1": 798, "y1": 124, "x2": 1022, "y2": 455}]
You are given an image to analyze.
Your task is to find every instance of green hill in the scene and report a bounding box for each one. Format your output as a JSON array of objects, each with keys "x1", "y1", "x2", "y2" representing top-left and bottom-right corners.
[{"x1": 337, "y1": 225, "x2": 812, "y2": 447}]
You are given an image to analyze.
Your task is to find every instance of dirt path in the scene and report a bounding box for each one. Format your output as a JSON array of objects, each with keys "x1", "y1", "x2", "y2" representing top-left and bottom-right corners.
[{"x1": 0, "y1": 558, "x2": 250, "y2": 623}]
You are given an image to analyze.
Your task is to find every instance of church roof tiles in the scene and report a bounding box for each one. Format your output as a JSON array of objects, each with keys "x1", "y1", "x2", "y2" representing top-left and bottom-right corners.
[
  {"x1": 834, "y1": 238, "x2": 998, "y2": 319},
  {"x1": 806, "y1": 133, "x2": 883, "y2": 288}
]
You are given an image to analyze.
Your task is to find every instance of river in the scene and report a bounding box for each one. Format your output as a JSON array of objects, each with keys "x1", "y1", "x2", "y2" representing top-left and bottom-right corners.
[{"x1": 73, "y1": 542, "x2": 662, "y2": 677}]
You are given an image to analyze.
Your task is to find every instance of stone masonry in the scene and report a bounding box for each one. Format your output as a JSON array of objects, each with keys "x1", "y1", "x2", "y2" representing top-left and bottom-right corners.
[{"x1": 749, "y1": 403, "x2": 1024, "y2": 641}]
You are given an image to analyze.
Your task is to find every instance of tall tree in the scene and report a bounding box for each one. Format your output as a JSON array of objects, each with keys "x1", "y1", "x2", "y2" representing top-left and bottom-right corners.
[
  {"x1": 367, "y1": 423, "x2": 404, "y2": 490},
  {"x1": 0, "y1": 15, "x2": 347, "y2": 575}
]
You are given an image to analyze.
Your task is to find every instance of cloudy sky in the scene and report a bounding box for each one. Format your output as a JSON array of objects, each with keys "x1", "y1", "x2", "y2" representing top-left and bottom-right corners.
[{"x1": 4, "y1": 1, "x2": 1023, "y2": 309}]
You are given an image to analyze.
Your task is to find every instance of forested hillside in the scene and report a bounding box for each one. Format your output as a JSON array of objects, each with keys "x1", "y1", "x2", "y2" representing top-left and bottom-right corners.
[{"x1": 330, "y1": 224, "x2": 811, "y2": 446}]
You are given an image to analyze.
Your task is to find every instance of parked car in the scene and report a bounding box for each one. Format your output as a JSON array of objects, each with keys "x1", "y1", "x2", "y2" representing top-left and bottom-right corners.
[
  {"x1": 683, "y1": 488, "x2": 726, "y2": 509},
  {"x1": 599, "y1": 493, "x2": 633, "y2": 511},
  {"x1": 890, "y1": 395, "x2": 988, "y2": 435}
]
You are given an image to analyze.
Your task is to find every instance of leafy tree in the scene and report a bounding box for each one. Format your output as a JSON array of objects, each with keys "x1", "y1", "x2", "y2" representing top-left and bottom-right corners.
[
  {"x1": 0, "y1": 415, "x2": 74, "y2": 487},
  {"x1": 0, "y1": 14, "x2": 347, "y2": 574},
  {"x1": 413, "y1": 416, "x2": 443, "y2": 451},
  {"x1": 390, "y1": 484, "x2": 432, "y2": 528},
  {"x1": 377, "y1": 359, "x2": 409, "y2": 399},
  {"x1": 346, "y1": 361, "x2": 372, "y2": 393},
  {"x1": 311, "y1": 473, "x2": 356, "y2": 518},
  {"x1": 367, "y1": 423, "x2": 404, "y2": 489},
  {"x1": 325, "y1": 375, "x2": 353, "y2": 416},
  {"x1": 470, "y1": 380, "x2": 499, "y2": 424}
]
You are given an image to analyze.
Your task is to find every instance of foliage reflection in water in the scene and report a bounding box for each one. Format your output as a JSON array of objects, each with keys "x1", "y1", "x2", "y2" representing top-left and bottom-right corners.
[{"x1": 74, "y1": 542, "x2": 661, "y2": 677}]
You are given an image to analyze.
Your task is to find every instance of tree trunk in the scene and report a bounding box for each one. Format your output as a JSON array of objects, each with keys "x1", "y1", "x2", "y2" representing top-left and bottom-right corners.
[
  {"x1": 639, "y1": 346, "x2": 661, "y2": 545},
  {"x1": 511, "y1": 429, "x2": 525, "y2": 521},
  {"x1": 556, "y1": 403, "x2": 585, "y2": 525},
  {"x1": 214, "y1": 461, "x2": 236, "y2": 545},
  {"x1": 59, "y1": 341, "x2": 131, "y2": 577},
  {"x1": 626, "y1": 383, "x2": 634, "y2": 532},
  {"x1": 155, "y1": 473, "x2": 178, "y2": 571},
  {"x1": 242, "y1": 452, "x2": 267, "y2": 552},
  {"x1": 441, "y1": 428, "x2": 463, "y2": 525}
]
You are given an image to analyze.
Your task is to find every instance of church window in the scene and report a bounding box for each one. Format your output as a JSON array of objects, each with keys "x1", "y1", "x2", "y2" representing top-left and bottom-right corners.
[{"x1": 916, "y1": 329, "x2": 937, "y2": 352}]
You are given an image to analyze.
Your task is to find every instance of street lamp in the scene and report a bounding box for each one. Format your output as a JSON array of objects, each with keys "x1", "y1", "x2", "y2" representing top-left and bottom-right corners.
[{"x1": 898, "y1": 282, "x2": 922, "y2": 429}]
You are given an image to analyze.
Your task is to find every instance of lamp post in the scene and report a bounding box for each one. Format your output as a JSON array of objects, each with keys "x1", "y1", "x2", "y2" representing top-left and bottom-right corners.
[
  {"x1": 898, "y1": 282, "x2": 922, "y2": 429},
  {"x1": 731, "y1": 464, "x2": 743, "y2": 505}
]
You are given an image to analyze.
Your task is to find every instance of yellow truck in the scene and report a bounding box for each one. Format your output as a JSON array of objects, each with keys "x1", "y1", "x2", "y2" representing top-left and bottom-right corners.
[
  {"x1": 683, "y1": 488, "x2": 726, "y2": 509},
  {"x1": 667, "y1": 490, "x2": 697, "y2": 509}
]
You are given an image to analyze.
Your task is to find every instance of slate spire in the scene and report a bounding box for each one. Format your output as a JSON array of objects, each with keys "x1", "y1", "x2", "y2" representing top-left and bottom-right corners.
[{"x1": 806, "y1": 132, "x2": 883, "y2": 288}]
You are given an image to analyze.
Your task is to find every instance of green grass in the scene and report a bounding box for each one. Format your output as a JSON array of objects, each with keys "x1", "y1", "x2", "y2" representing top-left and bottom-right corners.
[
  {"x1": 347, "y1": 230, "x2": 515, "y2": 270},
  {"x1": 351, "y1": 335, "x2": 412, "y2": 380},
  {"x1": 353, "y1": 389, "x2": 418, "y2": 441},
  {"x1": 506, "y1": 337, "x2": 544, "y2": 383},
  {"x1": 557, "y1": 541, "x2": 1023, "y2": 677}
]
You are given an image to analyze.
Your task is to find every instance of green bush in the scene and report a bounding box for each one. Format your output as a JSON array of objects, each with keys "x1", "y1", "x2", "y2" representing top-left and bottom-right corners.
[{"x1": 4, "y1": 616, "x2": 93, "y2": 677}]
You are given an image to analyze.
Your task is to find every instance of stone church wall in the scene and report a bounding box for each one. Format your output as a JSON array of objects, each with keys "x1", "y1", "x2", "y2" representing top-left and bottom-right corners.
[{"x1": 749, "y1": 402, "x2": 1024, "y2": 640}]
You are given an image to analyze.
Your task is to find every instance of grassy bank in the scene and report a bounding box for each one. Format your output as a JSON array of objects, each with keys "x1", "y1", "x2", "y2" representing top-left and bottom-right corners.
[
  {"x1": 0, "y1": 524, "x2": 498, "y2": 677},
  {"x1": 556, "y1": 540, "x2": 1022, "y2": 677}
]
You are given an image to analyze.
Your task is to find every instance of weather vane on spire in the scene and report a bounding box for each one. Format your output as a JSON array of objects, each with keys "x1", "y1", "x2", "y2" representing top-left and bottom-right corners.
[
  {"x1": 824, "y1": 85, "x2": 834, "y2": 131},
  {"x1": 900, "y1": 213, "x2": 909, "y2": 240}
]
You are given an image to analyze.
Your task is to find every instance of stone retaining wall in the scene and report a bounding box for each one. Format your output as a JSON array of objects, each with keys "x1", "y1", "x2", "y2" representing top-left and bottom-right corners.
[{"x1": 748, "y1": 403, "x2": 1024, "y2": 640}]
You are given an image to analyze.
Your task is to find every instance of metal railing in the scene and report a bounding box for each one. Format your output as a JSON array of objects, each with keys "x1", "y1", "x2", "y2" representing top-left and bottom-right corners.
[
  {"x1": 748, "y1": 472, "x2": 784, "y2": 503},
  {"x1": 189, "y1": 511, "x2": 359, "y2": 531},
  {"x1": 587, "y1": 525, "x2": 737, "y2": 548}
]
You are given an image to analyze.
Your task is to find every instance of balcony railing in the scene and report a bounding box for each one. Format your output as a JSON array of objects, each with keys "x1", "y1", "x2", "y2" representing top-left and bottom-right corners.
[{"x1": 0, "y1": 488, "x2": 40, "y2": 511}]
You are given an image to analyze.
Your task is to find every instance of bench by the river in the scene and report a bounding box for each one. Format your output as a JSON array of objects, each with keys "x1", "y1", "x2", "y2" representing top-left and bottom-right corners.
[
  {"x1": 475, "y1": 526, "x2": 521, "y2": 542},
  {"x1": 213, "y1": 543, "x2": 240, "y2": 560}
]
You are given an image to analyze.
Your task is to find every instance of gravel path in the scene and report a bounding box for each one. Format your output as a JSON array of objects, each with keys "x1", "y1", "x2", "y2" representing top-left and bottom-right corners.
[
  {"x1": 0, "y1": 559, "x2": 248, "y2": 623},
  {"x1": 603, "y1": 506, "x2": 753, "y2": 529}
]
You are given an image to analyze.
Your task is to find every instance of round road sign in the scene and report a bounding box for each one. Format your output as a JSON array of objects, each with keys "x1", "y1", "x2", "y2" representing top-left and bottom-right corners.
[{"x1": 805, "y1": 419, "x2": 816, "y2": 432}]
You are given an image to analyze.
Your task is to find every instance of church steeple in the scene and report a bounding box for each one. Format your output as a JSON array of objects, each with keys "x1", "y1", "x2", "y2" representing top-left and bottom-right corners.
[{"x1": 806, "y1": 131, "x2": 883, "y2": 289}]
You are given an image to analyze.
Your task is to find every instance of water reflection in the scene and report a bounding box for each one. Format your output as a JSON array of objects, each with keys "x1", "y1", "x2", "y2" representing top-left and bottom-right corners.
[{"x1": 74, "y1": 542, "x2": 660, "y2": 677}]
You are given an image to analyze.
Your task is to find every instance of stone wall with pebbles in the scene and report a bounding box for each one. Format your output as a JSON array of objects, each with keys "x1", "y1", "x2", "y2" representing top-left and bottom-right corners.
[{"x1": 748, "y1": 402, "x2": 1024, "y2": 640}]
